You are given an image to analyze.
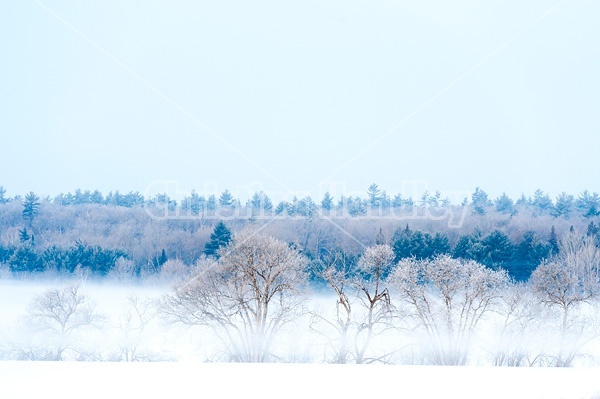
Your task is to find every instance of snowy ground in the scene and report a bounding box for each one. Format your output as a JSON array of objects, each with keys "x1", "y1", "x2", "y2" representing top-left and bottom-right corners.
[
  {"x1": 2, "y1": 279, "x2": 600, "y2": 398},
  {"x1": 1, "y1": 362, "x2": 600, "y2": 399}
]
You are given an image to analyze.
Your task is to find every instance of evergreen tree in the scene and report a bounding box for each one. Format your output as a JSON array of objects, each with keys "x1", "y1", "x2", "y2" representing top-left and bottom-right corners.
[
  {"x1": 515, "y1": 194, "x2": 531, "y2": 207},
  {"x1": 494, "y1": 192, "x2": 515, "y2": 214},
  {"x1": 206, "y1": 195, "x2": 217, "y2": 210},
  {"x1": 22, "y1": 191, "x2": 41, "y2": 227},
  {"x1": 419, "y1": 191, "x2": 430, "y2": 208},
  {"x1": 549, "y1": 225, "x2": 559, "y2": 255},
  {"x1": 532, "y1": 189, "x2": 553, "y2": 214},
  {"x1": 90, "y1": 190, "x2": 104, "y2": 204},
  {"x1": 274, "y1": 201, "x2": 288, "y2": 215},
  {"x1": 481, "y1": 230, "x2": 513, "y2": 268},
  {"x1": 9, "y1": 246, "x2": 42, "y2": 273},
  {"x1": 19, "y1": 228, "x2": 31, "y2": 244},
  {"x1": 375, "y1": 228, "x2": 386, "y2": 245},
  {"x1": 511, "y1": 231, "x2": 550, "y2": 281},
  {"x1": 392, "y1": 227, "x2": 449, "y2": 260},
  {"x1": 182, "y1": 190, "x2": 205, "y2": 215},
  {"x1": 392, "y1": 193, "x2": 404, "y2": 208},
  {"x1": 320, "y1": 192, "x2": 334, "y2": 211},
  {"x1": 552, "y1": 192, "x2": 574, "y2": 218},
  {"x1": 0, "y1": 186, "x2": 8, "y2": 204},
  {"x1": 218, "y1": 190, "x2": 234, "y2": 207},
  {"x1": 366, "y1": 183, "x2": 382, "y2": 207},
  {"x1": 250, "y1": 191, "x2": 273, "y2": 211},
  {"x1": 577, "y1": 190, "x2": 600, "y2": 217},
  {"x1": 158, "y1": 249, "x2": 168, "y2": 266},
  {"x1": 296, "y1": 196, "x2": 317, "y2": 217},
  {"x1": 587, "y1": 221, "x2": 599, "y2": 237},
  {"x1": 453, "y1": 231, "x2": 486, "y2": 263},
  {"x1": 203, "y1": 221, "x2": 232, "y2": 258},
  {"x1": 430, "y1": 233, "x2": 451, "y2": 257},
  {"x1": 471, "y1": 187, "x2": 491, "y2": 215}
]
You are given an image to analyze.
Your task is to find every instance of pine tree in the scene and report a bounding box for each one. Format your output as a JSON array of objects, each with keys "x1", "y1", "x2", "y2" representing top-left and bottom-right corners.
[
  {"x1": 549, "y1": 225, "x2": 559, "y2": 254},
  {"x1": 471, "y1": 187, "x2": 491, "y2": 215},
  {"x1": 22, "y1": 191, "x2": 41, "y2": 227},
  {"x1": 203, "y1": 221, "x2": 232, "y2": 258},
  {"x1": 89, "y1": 190, "x2": 104, "y2": 204},
  {"x1": 320, "y1": 192, "x2": 334, "y2": 211},
  {"x1": 0, "y1": 186, "x2": 8, "y2": 204},
  {"x1": 158, "y1": 249, "x2": 167, "y2": 266},
  {"x1": 494, "y1": 192, "x2": 515, "y2": 214},
  {"x1": 250, "y1": 191, "x2": 273, "y2": 211},
  {"x1": 587, "y1": 222, "x2": 599, "y2": 237},
  {"x1": 532, "y1": 189, "x2": 553, "y2": 214},
  {"x1": 274, "y1": 201, "x2": 288, "y2": 215},
  {"x1": 367, "y1": 184, "x2": 382, "y2": 207},
  {"x1": 19, "y1": 228, "x2": 31, "y2": 244},
  {"x1": 207, "y1": 195, "x2": 217, "y2": 210},
  {"x1": 375, "y1": 228, "x2": 386, "y2": 245},
  {"x1": 218, "y1": 190, "x2": 234, "y2": 207},
  {"x1": 552, "y1": 192, "x2": 574, "y2": 218}
]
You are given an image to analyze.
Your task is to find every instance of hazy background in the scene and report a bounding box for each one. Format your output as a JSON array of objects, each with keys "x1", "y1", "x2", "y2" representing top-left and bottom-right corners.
[{"x1": 1, "y1": 0, "x2": 599, "y2": 201}]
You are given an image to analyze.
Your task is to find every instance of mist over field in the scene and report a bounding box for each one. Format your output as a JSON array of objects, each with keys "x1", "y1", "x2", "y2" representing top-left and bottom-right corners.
[{"x1": 1, "y1": 268, "x2": 599, "y2": 367}]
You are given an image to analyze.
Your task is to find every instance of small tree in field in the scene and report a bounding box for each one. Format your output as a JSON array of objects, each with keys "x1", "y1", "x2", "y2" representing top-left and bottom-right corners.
[
  {"x1": 531, "y1": 232, "x2": 600, "y2": 366},
  {"x1": 353, "y1": 244, "x2": 395, "y2": 364},
  {"x1": 390, "y1": 255, "x2": 508, "y2": 365},
  {"x1": 159, "y1": 231, "x2": 308, "y2": 362},
  {"x1": 115, "y1": 295, "x2": 158, "y2": 362},
  {"x1": 310, "y1": 249, "x2": 355, "y2": 364},
  {"x1": 26, "y1": 284, "x2": 102, "y2": 360}
]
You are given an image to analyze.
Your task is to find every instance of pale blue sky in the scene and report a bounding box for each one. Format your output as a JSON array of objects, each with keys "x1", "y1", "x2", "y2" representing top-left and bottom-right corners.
[{"x1": 1, "y1": 0, "x2": 599, "y2": 203}]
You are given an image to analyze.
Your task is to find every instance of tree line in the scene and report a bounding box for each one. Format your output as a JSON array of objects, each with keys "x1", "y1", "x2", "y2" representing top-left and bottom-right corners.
[
  {"x1": 0, "y1": 184, "x2": 599, "y2": 280},
  {"x1": 1, "y1": 185, "x2": 599, "y2": 218}
]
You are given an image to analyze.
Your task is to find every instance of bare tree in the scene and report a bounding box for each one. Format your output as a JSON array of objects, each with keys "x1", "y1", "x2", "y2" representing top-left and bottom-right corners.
[
  {"x1": 531, "y1": 232, "x2": 600, "y2": 366},
  {"x1": 310, "y1": 249, "x2": 355, "y2": 363},
  {"x1": 115, "y1": 295, "x2": 157, "y2": 362},
  {"x1": 390, "y1": 255, "x2": 508, "y2": 365},
  {"x1": 492, "y1": 283, "x2": 547, "y2": 366},
  {"x1": 25, "y1": 284, "x2": 103, "y2": 360},
  {"x1": 352, "y1": 244, "x2": 395, "y2": 364},
  {"x1": 159, "y1": 231, "x2": 308, "y2": 362}
]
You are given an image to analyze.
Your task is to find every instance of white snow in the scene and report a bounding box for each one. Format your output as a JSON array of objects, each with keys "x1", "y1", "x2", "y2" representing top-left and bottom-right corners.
[
  {"x1": 1, "y1": 279, "x2": 600, "y2": 398},
  {"x1": 0, "y1": 362, "x2": 600, "y2": 399}
]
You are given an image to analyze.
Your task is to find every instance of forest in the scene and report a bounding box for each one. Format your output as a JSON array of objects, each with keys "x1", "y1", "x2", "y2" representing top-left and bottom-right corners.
[{"x1": 0, "y1": 184, "x2": 598, "y2": 282}]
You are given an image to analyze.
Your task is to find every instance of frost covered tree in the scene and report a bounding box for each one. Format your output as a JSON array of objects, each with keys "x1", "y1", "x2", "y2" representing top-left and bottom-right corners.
[
  {"x1": 249, "y1": 191, "x2": 273, "y2": 213},
  {"x1": 320, "y1": 192, "x2": 334, "y2": 211},
  {"x1": 218, "y1": 190, "x2": 234, "y2": 207},
  {"x1": 115, "y1": 295, "x2": 158, "y2": 362},
  {"x1": 390, "y1": 255, "x2": 508, "y2": 365},
  {"x1": 492, "y1": 283, "x2": 547, "y2": 366},
  {"x1": 310, "y1": 249, "x2": 355, "y2": 364},
  {"x1": 25, "y1": 284, "x2": 102, "y2": 360},
  {"x1": 531, "y1": 232, "x2": 600, "y2": 366},
  {"x1": 159, "y1": 231, "x2": 308, "y2": 362},
  {"x1": 353, "y1": 244, "x2": 395, "y2": 363},
  {"x1": 22, "y1": 191, "x2": 40, "y2": 227},
  {"x1": 367, "y1": 184, "x2": 382, "y2": 208},
  {"x1": 494, "y1": 192, "x2": 515, "y2": 214},
  {"x1": 471, "y1": 187, "x2": 491, "y2": 215}
]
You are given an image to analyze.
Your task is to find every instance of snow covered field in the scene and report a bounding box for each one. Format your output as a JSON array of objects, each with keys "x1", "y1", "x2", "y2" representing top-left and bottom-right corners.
[
  {"x1": 2, "y1": 279, "x2": 600, "y2": 398},
  {"x1": 1, "y1": 362, "x2": 600, "y2": 399}
]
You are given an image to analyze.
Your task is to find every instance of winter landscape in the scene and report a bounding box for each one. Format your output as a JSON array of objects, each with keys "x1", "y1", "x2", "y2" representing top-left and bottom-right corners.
[{"x1": 2, "y1": 0, "x2": 600, "y2": 397}]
